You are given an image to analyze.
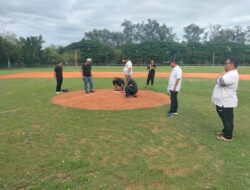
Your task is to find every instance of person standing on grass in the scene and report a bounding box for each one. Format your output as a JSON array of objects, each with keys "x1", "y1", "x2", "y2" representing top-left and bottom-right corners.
[
  {"x1": 54, "y1": 62, "x2": 63, "y2": 94},
  {"x1": 81, "y1": 58, "x2": 94, "y2": 94},
  {"x1": 167, "y1": 59, "x2": 182, "y2": 118},
  {"x1": 123, "y1": 58, "x2": 133, "y2": 83},
  {"x1": 146, "y1": 59, "x2": 156, "y2": 88},
  {"x1": 212, "y1": 58, "x2": 239, "y2": 142}
]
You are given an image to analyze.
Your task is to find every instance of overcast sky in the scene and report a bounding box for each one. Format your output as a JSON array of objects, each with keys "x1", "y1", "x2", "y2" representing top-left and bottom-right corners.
[{"x1": 1, "y1": 0, "x2": 250, "y2": 46}]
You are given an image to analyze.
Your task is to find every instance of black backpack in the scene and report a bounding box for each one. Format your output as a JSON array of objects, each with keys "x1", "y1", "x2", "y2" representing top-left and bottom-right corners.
[{"x1": 62, "y1": 89, "x2": 69, "y2": 92}]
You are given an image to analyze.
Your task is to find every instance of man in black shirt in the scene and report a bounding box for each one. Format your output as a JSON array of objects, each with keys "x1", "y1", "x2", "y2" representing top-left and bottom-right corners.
[
  {"x1": 112, "y1": 77, "x2": 125, "y2": 91},
  {"x1": 54, "y1": 62, "x2": 63, "y2": 94},
  {"x1": 81, "y1": 58, "x2": 94, "y2": 93},
  {"x1": 146, "y1": 59, "x2": 156, "y2": 87},
  {"x1": 125, "y1": 78, "x2": 138, "y2": 98}
]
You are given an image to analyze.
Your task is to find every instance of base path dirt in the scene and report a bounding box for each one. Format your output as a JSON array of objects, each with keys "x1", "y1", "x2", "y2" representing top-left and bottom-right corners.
[
  {"x1": 1, "y1": 72, "x2": 250, "y2": 80},
  {"x1": 52, "y1": 89, "x2": 170, "y2": 110}
]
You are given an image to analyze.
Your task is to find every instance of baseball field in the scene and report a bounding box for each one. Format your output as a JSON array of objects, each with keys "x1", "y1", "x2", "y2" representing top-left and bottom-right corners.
[{"x1": 0, "y1": 66, "x2": 250, "y2": 189}]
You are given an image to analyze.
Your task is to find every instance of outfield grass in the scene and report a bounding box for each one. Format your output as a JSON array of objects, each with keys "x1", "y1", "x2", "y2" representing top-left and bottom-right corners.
[
  {"x1": 1, "y1": 65, "x2": 250, "y2": 75},
  {"x1": 0, "y1": 74, "x2": 249, "y2": 189}
]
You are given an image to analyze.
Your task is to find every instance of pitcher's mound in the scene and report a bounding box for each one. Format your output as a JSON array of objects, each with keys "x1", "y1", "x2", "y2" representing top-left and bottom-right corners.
[{"x1": 52, "y1": 89, "x2": 170, "y2": 111}]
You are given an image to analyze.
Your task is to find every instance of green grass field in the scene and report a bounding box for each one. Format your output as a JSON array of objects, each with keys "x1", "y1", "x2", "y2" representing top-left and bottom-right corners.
[{"x1": 0, "y1": 67, "x2": 250, "y2": 189}]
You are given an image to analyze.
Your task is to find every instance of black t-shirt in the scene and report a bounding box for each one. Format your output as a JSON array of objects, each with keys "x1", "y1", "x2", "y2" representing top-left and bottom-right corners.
[
  {"x1": 54, "y1": 66, "x2": 63, "y2": 79},
  {"x1": 113, "y1": 77, "x2": 125, "y2": 87},
  {"x1": 127, "y1": 79, "x2": 138, "y2": 92},
  {"x1": 81, "y1": 63, "x2": 92, "y2": 77},
  {"x1": 148, "y1": 64, "x2": 156, "y2": 74}
]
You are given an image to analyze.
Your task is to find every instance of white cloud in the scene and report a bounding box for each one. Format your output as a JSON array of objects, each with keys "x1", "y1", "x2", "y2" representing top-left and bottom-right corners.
[{"x1": 1, "y1": 0, "x2": 250, "y2": 46}]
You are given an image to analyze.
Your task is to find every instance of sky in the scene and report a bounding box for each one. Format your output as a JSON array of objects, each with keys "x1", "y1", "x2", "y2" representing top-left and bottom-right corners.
[{"x1": 1, "y1": 0, "x2": 250, "y2": 46}]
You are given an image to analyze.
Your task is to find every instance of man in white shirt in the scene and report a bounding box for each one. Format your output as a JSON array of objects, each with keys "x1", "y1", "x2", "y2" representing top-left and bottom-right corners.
[
  {"x1": 167, "y1": 59, "x2": 182, "y2": 118},
  {"x1": 123, "y1": 58, "x2": 133, "y2": 83},
  {"x1": 212, "y1": 58, "x2": 239, "y2": 142}
]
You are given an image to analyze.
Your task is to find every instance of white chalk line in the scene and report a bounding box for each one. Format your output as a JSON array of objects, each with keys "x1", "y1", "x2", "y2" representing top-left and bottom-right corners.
[
  {"x1": 0, "y1": 104, "x2": 42, "y2": 114},
  {"x1": 0, "y1": 90, "x2": 117, "y2": 114}
]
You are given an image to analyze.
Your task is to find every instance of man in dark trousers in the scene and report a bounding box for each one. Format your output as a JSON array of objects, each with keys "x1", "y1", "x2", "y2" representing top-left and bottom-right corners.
[
  {"x1": 112, "y1": 77, "x2": 125, "y2": 91},
  {"x1": 167, "y1": 59, "x2": 182, "y2": 118},
  {"x1": 212, "y1": 58, "x2": 239, "y2": 142},
  {"x1": 146, "y1": 59, "x2": 156, "y2": 88},
  {"x1": 81, "y1": 58, "x2": 94, "y2": 93},
  {"x1": 54, "y1": 62, "x2": 63, "y2": 94},
  {"x1": 125, "y1": 78, "x2": 138, "y2": 98}
]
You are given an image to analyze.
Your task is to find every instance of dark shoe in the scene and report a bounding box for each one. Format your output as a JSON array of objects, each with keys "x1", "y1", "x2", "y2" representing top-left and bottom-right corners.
[
  {"x1": 90, "y1": 91, "x2": 95, "y2": 93},
  {"x1": 216, "y1": 135, "x2": 232, "y2": 142}
]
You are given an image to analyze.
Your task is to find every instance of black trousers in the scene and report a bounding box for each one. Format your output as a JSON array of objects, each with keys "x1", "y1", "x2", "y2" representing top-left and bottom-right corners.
[
  {"x1": 169, "y1": 91, "x2": 178, "y2": 113},
  {"x1": 56, "y1": 78, "x2": 63, "y2": 92},
  {"x1": 125, "y1": 86, "x2": 137, "y2": 97},
  {"x1": 216, "y1": 106, "x2": 234, "y2": 139},
  {"x1": 146, "y1": 71, "x2": 155, "y2": 85}
]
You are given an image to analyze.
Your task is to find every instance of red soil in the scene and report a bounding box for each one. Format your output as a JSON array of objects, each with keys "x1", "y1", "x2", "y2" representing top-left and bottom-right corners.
[
  {"x1": 1, "y1": 72, "x2": 250, "y2": 80},
  {"x1": 51, "y1": 89, "x2": 170, "y2": 110}
]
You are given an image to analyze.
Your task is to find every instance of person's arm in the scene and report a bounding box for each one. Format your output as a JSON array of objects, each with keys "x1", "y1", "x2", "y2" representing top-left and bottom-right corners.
[
  {"x1": 127, "y1": 67, "x2": 131, "y2": 73},
  {"x1": 149, "y1": 64, "x2": 153, "y2": 70},
  {"x1": 217, "y1": 72, "x2": 237, "y2": 86},
  {"x1": 54, "y1": 67, "x2": 57, "y2": 80},
  {"x1": 81, "y1": 66, "x2": 84, "y2": 77},
  {"x1": 173, "y1": 79, "x2": 180, "y2": 92},
  {"x1": 127, "y1": 62, "x2": 132, "y2": 73},
  {"x1": 173, "y1": 69, "x2": 182, "y2": 91},
  {"x1": 217, "y1": 77, "x2": 226, "y2": 86},
  {"x1": 217, "y1": 72, "x2": 228, "y2": 86}
]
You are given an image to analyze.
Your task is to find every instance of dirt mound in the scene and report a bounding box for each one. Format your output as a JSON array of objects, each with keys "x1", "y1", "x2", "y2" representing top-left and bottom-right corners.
[{"x1": 52, "y1": 89, "x2": 170, "y2": 110}]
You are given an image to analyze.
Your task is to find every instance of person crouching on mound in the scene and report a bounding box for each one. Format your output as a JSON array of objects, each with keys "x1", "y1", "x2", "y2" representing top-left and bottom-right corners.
[
  {"x1": 125, "y1": 78, "x2": 138, "y2": 98},
  {"x1": 113, "y1": 77, "x2": 125, "y2": 91}
]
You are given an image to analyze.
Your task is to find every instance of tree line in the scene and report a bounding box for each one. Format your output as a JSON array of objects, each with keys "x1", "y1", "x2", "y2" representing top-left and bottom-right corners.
[{"x1": 1, "y1": 19, "x2": 250, "y2": 68}]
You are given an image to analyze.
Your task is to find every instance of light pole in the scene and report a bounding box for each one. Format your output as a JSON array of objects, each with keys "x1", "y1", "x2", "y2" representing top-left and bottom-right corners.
[
  {"x1": 212, "y1": 53, "x2": 215, "y2": 67},
  {"x1": 106, "y1": 53, "x2": 109, "y2": 65},
  {"x1": 74, "y1": 49, "x2": 78, "y2": 66}
]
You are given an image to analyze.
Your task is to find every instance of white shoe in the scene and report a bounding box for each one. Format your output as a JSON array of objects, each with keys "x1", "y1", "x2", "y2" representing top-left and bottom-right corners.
[
  {"x1": 56, "y1": 92, "x2": 60, "y2": 94},
  {"x1": 173, "y1": 112, "x2": 178, "y2": 115}
]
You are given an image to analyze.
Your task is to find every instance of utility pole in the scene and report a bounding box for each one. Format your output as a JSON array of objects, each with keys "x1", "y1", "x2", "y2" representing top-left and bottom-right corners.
[
  {"x1": 74, "y1": 49, "x2": 78, "y2": 66},
  {"x1": 140, "y1": 50, "x2": 143, "y2": 66},
  {"x1": 212, "y1": 53, "x2": 215, "y2": 67},
  {"x1": 139, "y1": 36, "x2": 143, "y2": 65},
  {"x1": 7, "y1": 57, "x2": 10, "y2": 68},
  {"x1": 106, "y1": 53, "x2": 109, "y2": 65}
]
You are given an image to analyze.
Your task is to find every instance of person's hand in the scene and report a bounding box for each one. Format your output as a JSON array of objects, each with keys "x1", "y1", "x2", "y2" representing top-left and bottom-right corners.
[
  {"x1": 219, "y1": 72, "x2": 225, "y2": 77},
  {"x1": 217, "y1": 72, "x2": 225, "y2": 80},
  {"x1": 167, "y1": 88, "x2": 171, "y2": 95}
]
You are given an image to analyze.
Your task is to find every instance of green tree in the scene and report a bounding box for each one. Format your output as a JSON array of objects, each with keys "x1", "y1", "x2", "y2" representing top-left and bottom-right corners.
[
  {"x1": 183, "y1": 24, "x2": 205, "y2": 43},
  {"x1": 43, "y1": 45, "x2": 63, "y2": 65},
  {"x1": 20, "y1": 35, "x2": 45, "y2": 66}
]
